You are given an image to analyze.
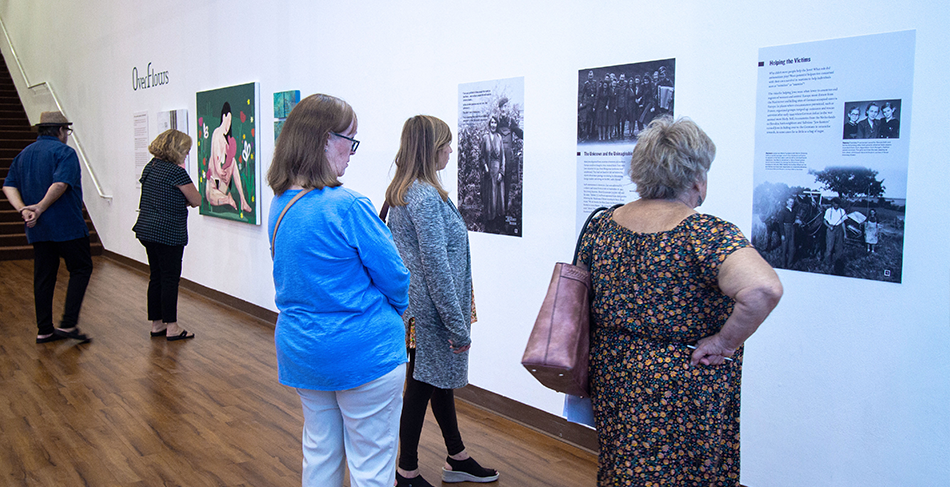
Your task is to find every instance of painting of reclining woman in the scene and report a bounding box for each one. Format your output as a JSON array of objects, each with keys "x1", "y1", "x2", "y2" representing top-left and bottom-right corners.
[{"x1": 196, "y1": 82, "x2": 260, "y2": 224}]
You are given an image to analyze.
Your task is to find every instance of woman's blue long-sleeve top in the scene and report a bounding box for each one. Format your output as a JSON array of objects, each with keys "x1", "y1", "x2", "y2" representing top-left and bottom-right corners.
[{"x1": 268, "y1": 186, "x2": 410, "y2": 391}]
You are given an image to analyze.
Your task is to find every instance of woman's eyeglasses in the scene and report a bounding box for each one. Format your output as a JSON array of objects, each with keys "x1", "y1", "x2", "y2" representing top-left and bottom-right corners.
[{"x1": 331, "y1": 132, "x2": 360, "y2": 153}]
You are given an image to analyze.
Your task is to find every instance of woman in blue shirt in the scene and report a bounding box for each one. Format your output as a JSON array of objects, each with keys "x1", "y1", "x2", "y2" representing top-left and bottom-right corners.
[{"x1": 267, "y1": 94, "x2": 410, "y2": 487}]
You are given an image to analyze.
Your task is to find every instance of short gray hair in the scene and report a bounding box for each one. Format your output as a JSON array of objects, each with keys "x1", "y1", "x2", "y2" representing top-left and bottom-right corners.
[{"x1": 629, "y1": 117, "x2": 715, "y2": 200}]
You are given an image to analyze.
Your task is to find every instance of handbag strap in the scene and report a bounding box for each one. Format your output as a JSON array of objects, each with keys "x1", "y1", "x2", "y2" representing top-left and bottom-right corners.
[
  {"x1": 270, "y1": 188, "x2": 315, "y2": 258},
  {"x1": 572, "y1": 203, "x2": 623, "y2": 266},
  {"x1": 379, "y1": 201, "x2": 390, "y2": 222}
]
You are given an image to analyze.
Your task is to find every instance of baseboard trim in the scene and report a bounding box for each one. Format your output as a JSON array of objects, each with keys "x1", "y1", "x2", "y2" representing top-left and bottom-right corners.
[
  {"x1": 455, "y1": 385, "x2": 598, "y2": 453},
  {"x1": 101, "y1": 250, "x2": 597, "y2": 453}
]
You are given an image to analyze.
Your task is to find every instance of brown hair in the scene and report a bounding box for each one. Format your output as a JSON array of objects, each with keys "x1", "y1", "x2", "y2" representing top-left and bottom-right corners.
[
  {"x1": 148, "y1": 129, "x2": 193, "y2": 164},
  {"x1": 267, "y1": 94, "x2": 357, "y2": 195},
  {"x1": 385, "y1": 115, "x2": 451, "y2": 206},
  {"x1": 628, "y1": 117, "x2": 715, "y2": 200}
]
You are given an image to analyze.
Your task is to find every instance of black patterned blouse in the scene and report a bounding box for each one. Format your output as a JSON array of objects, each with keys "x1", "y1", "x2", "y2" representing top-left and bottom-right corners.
[
  {"x1": 579, "y1": 209, "x2": 751, "y2": 486},
  {"x1": 133, "y1": 158, "x2": 193, "y2": 246}
]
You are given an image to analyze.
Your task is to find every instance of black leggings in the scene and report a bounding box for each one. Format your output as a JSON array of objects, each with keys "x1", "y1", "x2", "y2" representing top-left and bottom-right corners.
[
  {"x1": 142, "y1": 241, "x2": 184, "y2": 323},
  {"x1": 398, "y1": 349, "x2": 465, "y2": 471}
]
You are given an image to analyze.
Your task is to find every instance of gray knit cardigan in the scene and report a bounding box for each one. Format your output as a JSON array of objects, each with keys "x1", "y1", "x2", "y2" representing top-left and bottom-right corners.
[{"x1": 388, "y1": 181, "x2": 472, "y2": 389}]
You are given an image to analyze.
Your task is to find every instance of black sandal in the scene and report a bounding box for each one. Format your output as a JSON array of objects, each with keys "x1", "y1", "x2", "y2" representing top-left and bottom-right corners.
[
  {"x1": 442, "y1": 456, "x2": 499, "y2": 483},
  {"x1": 396, "y1": 472, "x2": 434, "y2": 487},
  {"x1": 167, "y1": 330, "x2": 195, "y2": 341}
]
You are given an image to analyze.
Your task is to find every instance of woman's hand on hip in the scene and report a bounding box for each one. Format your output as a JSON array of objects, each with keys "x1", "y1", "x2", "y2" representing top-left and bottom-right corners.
[{"x1": 689, "y1": 334, "x2": 735, "y2": 366}]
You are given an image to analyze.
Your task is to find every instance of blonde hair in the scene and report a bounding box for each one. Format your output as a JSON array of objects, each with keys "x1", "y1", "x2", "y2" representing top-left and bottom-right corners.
[
  {"x1": 385, "y1": 115, "x2": 451, "y2": 206},
  {"x1": 629, "y1": 117, "x2": 715, "y2": 200},
  {"x1": 267, "y1": 94, "x2": 357, "y2": 195},
  {"x1": 148, "y1": 129, "x2": 192, "y2": 164}
]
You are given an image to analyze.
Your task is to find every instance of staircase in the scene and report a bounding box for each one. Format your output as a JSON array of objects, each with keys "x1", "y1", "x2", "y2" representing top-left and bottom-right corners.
[{"x1": 0, "y1": 57, "x2": 102, "y2": 260}]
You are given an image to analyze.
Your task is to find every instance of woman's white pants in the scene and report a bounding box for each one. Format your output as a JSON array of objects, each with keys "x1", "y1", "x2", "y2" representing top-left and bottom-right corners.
[{"x1": 296, "y1": 363, "x2": 406, "y2": 487}]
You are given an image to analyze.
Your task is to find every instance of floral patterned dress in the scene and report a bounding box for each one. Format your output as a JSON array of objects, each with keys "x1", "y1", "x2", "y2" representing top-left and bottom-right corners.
[{"x1": 579, "y1": 209, "x2": 751, "y2": 486}]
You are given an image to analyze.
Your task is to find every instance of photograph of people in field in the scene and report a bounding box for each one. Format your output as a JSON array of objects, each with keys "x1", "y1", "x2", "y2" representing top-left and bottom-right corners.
[{"x1": 752, "y1": 165, "x2": 904, "y2": 283}]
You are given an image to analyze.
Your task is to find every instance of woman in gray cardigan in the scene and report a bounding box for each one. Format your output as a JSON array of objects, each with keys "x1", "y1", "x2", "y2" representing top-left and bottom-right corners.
[{"x1": 385, "y1": 116, "x2": 499, "y2": 486}]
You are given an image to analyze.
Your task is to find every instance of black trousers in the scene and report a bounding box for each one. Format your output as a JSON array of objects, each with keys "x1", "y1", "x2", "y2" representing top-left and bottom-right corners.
[
  {"x1": 141, "y1": 241, "x2": 184, "y2": 323},
  {"x1": 32, "y1": 236, "x2": 93, "y2": 335},
  {"x1": 398, "y1": 348, "x2": 465, "y2": 471}
]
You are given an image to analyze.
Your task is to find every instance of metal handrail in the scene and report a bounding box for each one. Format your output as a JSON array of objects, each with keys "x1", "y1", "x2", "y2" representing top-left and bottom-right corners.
[{"x1": 0, "y1": 16, "x2": 112, "y2": 200}]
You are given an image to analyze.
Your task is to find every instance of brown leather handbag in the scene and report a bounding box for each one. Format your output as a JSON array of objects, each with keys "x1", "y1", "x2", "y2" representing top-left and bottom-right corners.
[{"x1": 521, "y1": 205, "x2": 616, "y2": 398}]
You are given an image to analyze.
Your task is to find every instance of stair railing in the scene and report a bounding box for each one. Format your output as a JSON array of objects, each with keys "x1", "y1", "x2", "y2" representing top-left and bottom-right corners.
[{"x1": 0, "y1": 16, "x2": 112, "y2": 200}]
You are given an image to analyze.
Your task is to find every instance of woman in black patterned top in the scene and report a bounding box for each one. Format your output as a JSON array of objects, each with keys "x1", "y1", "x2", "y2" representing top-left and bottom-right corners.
[
  {"x1": 132, "y1": 129, "x2": 201, "y2": 341},
  {"x1": 579, "y1": 117, "x2": 783, "y2": 486}
]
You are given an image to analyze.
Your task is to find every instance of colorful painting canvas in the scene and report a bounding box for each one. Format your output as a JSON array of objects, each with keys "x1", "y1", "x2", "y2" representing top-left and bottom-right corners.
[
  {"x1": 273, "y1": 90, "x2": 299, "y2": 141},
  {"x1": 196, "y1": 82, "x2": 260, "y2": 225},
  {"x1": 273, "y1": 90, "x2": 300, "y2": 119}
]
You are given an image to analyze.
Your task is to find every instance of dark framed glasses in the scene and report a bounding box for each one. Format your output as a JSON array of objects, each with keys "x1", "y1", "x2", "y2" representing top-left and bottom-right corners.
[{"x1": 331, "y1": 132, "x2": 360, "y2": 153}]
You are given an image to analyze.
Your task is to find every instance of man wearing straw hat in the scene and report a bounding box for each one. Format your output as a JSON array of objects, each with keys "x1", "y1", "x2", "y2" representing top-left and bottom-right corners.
[{"x1": 3, "y1": 111, "x2": 93, "y2": 343}]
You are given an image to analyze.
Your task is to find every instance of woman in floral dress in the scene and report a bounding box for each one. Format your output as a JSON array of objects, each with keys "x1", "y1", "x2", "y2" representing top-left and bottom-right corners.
[{"x1": 579, "y1": 117, "x2": 783, "y2": 486}]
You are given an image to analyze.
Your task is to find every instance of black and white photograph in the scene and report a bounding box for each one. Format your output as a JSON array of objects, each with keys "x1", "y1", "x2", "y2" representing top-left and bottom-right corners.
[
  {"x1": 843, "y1": 99, "x2": 901, "y2": 139},
  {"x1": 457, "y1": 77, "x2": 524, "y2": 237},
  {"x1": 751, "y1": 174, "x2": 904, "y2": 282},
  {"x1": 577, "y1": 59, "x2": 674, "y2": 144},
  {"x1": 575, "y1": 59, "x2": 675, "y2": 228}
]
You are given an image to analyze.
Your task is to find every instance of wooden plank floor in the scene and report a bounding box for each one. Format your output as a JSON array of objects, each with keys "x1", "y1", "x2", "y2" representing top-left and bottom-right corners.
[{"x1": 0, "y1": 257, "x2": 597, "y2": 486}]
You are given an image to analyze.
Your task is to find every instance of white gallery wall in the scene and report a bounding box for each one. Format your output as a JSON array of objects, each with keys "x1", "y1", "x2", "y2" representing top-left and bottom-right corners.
[{"x1": 1, "y1": 1, "x2": 947, "y2": 485}]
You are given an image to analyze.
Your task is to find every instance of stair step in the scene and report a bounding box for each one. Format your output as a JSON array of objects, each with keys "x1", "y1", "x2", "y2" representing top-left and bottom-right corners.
[
  {"x1": 0, "y1": 140, "x2": 32, "y2": 151},
  {"x1": 1, "y1": 220, "x2": 26, "y2": 232},
  {"x1": 0, "y1": 241, "x2": 104, "y2": 261},
  {"x1": 0, "y1": 245, "x2": 33, "y2": 261},
  {"x1": 0, "y1": 200, "x2": 92, "y2": 215},
  {"x1": 0, "y1": 229, "x2": 98, "y2": 247},
  {"x1": 0, "y1": 133, "x2": 35, "y2": 140},
  {"x1": 0, "y1": 207, "x2": 93, "y2": 220},
  {"x1": 0, "y1": 232, "x2": 28, "y2": 246},
  {"x1": 0, "y1": 209, "x2": 23, "y2": 222},
  {"x1": 0, "y1": 214, "x2": 96, "y2": 227}
]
